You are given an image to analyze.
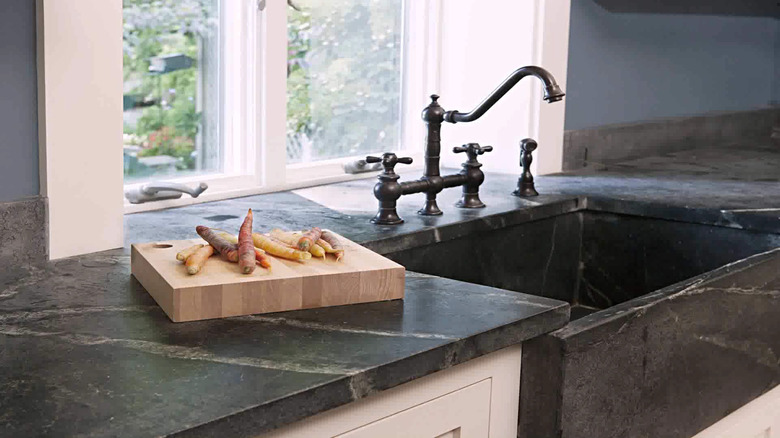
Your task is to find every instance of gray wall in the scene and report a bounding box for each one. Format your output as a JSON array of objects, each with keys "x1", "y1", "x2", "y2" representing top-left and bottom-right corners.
[
  {"x1": 774, "y1": 22, "x2": 780, "y2": 105},
  {"x1": 0, "y1": 0, "x2": 39, "y2": 203},
  {"x1": 565, "y1": 0, "x2": 779, "y2": 130}
]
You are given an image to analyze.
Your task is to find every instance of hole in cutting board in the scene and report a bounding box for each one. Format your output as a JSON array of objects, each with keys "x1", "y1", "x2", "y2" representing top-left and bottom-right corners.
[
  {"x1": 204, "y1": 214, "x2": 239, "y2": 221},
  {"x1": 152, "y1": 243, "x2": 173, "y2": 249}
]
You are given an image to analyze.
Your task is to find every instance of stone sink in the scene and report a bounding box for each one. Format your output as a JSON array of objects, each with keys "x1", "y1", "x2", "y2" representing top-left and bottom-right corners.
[{"x1": 384, "y1": 209, "x2": 780, "y2": 438}]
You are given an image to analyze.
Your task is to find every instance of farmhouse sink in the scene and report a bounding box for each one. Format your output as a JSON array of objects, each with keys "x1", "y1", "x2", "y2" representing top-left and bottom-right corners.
[
  {"x1": 384, "y1": 210, "x2": 780, "y2": 438},
  {"x1": 386, "y1": 211, "x2": 779, "y2": 320}
]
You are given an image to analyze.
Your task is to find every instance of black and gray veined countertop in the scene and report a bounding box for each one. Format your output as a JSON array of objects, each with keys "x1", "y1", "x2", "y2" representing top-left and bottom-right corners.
[{"x1": 1, "y1": 143, "x2": 778, "y2": 437}]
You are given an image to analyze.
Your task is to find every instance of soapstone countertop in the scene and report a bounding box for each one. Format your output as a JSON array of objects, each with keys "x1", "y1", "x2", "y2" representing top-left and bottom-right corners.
[{"x1": 1, "y1": 143, "x2": 777, "y2": 437}]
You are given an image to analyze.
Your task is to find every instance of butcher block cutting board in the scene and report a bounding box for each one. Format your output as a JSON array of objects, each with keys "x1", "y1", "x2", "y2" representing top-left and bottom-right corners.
[{"x1": 131, "y1": 233, "x2": 405, "y2": 322}]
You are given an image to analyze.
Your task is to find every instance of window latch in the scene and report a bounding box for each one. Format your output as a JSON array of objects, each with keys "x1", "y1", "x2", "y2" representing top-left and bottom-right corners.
[
  {"x1": 343, "y1": 159, "x2": 383, "y2": 175},
  {"x1": 125, "y1": 182, "x2": 208, "y2": 204}
]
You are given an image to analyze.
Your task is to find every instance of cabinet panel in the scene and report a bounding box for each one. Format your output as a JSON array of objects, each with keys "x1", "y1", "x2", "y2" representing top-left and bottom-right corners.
[
  {"x1": 262, "y1": 345, "x2": 522, "y2": 438},
  {"x1": 693, "y1": 385, "x2": 780, "y2": 438},
  {"x1": 337, "y1": 379, "x2": 491, "y2": 438}
]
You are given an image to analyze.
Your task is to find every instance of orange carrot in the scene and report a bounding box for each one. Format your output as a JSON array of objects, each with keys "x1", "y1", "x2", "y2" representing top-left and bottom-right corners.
[
  {"x1": 185, "y1": 244, "x2": 215, "y2": 275},
  {"x1": 196, "y1": 225, "x2": 239, "y2": 262},
  {"x1": 255, "y1": 248, "x2": 272, "y2": 269},
  {"x1": 253, "y1": 233, "x2": 311, "y2": 261},
  {"x1": 296, "y1": 227, "x2": 322, "y2": 251},
  {"x1": 176, "y1": 244, "x2": 204, "y2": 262},
  {"x1": 238, "y1": 209, "x2": 255, "y2": 274},
  {"x1": 320, "y1": 230, "x2": 344, "y2": 261}
]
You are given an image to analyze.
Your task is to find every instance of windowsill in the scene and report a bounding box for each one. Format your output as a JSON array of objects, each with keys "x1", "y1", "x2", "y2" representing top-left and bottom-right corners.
[{"x1": 123, "y1": 153, "x2": 424, "y2": 214}]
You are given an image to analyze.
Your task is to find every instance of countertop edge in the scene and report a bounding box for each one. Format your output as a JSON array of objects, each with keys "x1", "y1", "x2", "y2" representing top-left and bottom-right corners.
[{"x1": 168, "y1": 302, "x2": 570, "y2": 437}]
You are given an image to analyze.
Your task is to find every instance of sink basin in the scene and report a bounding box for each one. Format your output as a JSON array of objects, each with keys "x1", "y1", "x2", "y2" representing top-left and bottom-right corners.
[
  {"x1": 384, "y1": 210, "x2": 780, "y2": 438},
  {"x1": 386, "y1": 211, "x2": 779, "y2": 320}
]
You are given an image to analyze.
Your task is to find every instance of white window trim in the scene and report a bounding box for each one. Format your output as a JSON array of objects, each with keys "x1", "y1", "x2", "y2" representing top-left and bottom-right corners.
[
  {"x1": 40, "y1": 0, "x2": 570, "y2": 255},
  {"x1": 37, "y1": 0, "x2": 125, "y2": 259}
]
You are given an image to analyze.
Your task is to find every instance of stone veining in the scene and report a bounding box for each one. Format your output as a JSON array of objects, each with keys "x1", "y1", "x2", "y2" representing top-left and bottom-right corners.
[
  {"x1": 236, "y1": 315, "x2": 457, "y2": 340},
  {"x1": 0, "y1": 325, "x2": 359, "y2": 375},
  {"x1": 696, "y1": 334, "x2": 780, "y2": 371}
]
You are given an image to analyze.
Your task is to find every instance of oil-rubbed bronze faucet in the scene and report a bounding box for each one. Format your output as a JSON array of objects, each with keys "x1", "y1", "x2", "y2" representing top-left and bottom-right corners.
[{"x1": 368, "y1": 66, "x2": 564, "y2": 225}]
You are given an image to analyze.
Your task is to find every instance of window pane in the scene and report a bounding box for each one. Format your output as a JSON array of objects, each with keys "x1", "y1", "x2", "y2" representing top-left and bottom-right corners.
[
  {"x1": 287, "y1": 0, "x2": 404, "y2": 164},
  {"x1": 123, "y1": 0, "x2": 220, "y2": 182}
]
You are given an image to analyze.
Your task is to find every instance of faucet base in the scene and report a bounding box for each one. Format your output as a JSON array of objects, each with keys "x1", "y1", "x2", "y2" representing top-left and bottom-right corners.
[
  {"x1": 370, "y1": 208, "x2": 405, "y2": 225},
  {"x1": 456, "y1": 193, "x2": 486, "y2": 208},
  {"x1": 513, "y1": 181, "x2": 539, "y2": 197},
  {"x1": 418, "y1": 200, "x2": 443, "y2": 216}
]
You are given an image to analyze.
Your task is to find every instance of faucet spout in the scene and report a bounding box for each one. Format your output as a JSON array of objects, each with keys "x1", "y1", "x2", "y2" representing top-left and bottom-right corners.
[{"x1": 443, "y1": 66, "x2": 564, "y2": 124}]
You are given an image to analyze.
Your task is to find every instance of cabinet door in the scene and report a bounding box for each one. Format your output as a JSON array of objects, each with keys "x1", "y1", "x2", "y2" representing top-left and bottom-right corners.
[
  {"x1": 693, "y1": 385, "x2": 780, "y2": 438},
  {"x1": 337, "y1": 379, "x2": 491, "y2": 438}
]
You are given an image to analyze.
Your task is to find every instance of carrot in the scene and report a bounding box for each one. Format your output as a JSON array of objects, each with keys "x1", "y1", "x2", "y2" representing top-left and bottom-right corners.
[
  {"x1": 196, "y1": 225, "x2": 239, "y2": 262},
  {"x1": 271, "y1": 229, "x2": 326, "y2": 259},
  {"x1": 253, "y1": 233, "x2": 311, "y2": 261},
  {"x1": 320, "y1": 230, "x2": 345, "y2": 261},
  {"x1": 255, "y1": 248, "x2": 272, "y2": 269},
  {"x1": 316, "y1": 238, "x2": 334, "y2": 252},
  {"x1": 296, "y1": 227, "x2": 322, "y2": 252},
  {"x1": 214, "y1": 231, "x2": 271, "y2": 269},
  {"x1": 176, "y1": 244, "x2": 204, "y2": 262},
  {"x1": 238, "y1": 209, "x2": 255, "y2": 274},
  {"x1": 185, "y1": 244, "x2": 215, "y2": 275}
]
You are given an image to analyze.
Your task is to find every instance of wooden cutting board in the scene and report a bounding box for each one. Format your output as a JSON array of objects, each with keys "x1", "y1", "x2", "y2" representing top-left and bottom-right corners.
[{"x1": 131, "y1": 233, "x2": 405, "y2": 322}]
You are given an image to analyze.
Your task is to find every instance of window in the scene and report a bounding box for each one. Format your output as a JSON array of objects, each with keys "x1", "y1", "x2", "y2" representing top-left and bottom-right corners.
[
  {"x1": 122, "y1": 0, "x2": 221, "y2": 181},
  {"x1": 41, "y1": 0, "x2": 569, "y2": 256},
  {"x1": 120, "y1": 0, "x2": 438, "y2": 210},
  {"x1": 286, "y1": 0, "x2": 404, "y2": 164}
]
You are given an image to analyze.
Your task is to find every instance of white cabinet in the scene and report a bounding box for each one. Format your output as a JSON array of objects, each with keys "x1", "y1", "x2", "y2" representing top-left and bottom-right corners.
[
  {"x1": 693, "y1": 385, "x2": 780, "y2": 438},
  {"x1": 262, "y1": 345, "x2": 522, "y2": 438}
]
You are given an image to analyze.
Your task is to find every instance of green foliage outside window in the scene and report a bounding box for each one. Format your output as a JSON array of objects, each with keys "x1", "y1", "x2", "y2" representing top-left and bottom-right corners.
[
  {"x1": 124, "y1": 0, "x2": 403, "y2": 177},
  {"x1": 123, "y1": 0, "x2": 215, "y2": 176},
  {"x1": 286, "y1": 0, "x2": 403, "y2": 162}
]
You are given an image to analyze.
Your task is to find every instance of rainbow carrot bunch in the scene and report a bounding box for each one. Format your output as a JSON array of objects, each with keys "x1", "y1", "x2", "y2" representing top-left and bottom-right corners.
[
  {"x1": 178, "y1": 214, "x2": 347, "y2": 275},
  {"x1": 179, "y1": 210, "x2": 271, "y2": 275}
]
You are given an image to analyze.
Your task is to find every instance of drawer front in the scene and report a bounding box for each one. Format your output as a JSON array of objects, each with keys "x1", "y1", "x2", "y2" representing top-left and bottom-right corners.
[{"x1": 337, "y1": 379, "x2": 491, "y2": 438}]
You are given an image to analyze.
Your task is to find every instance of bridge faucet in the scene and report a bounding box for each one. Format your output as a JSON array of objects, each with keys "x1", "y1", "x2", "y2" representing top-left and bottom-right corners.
[{"x1": 368, "y1": 65, "x2": 564, "y2": 224}]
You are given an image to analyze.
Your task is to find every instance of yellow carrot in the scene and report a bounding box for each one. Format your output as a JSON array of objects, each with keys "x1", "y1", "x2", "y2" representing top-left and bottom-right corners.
[
  {"x1": 215, "y1": 231, "x2": 239, "y2": 245},
  {"x1": 316, "y1": 238, "x2": 335, "y2": 253},
  {"x1": 185, "y1": 245, "x2": 215, "y2": 275},
  {"x1": 270, "y1": 229, "x2": 326, "y2": 259},
  {"x1": 176, "y1": 244, "x2": 204, "y2": 262},
  {"x1": 253, "y1": 233, "x2": 311, "y2": 261}
]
